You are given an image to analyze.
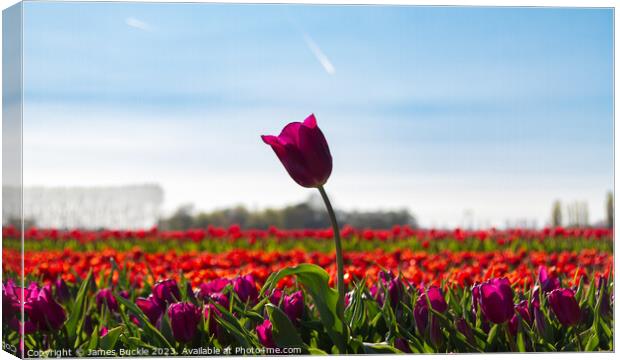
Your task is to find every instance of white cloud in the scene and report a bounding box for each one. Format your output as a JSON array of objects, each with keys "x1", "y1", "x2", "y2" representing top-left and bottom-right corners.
[
  {"x1": 303, "y1": 34, "x2": 336, "y2": 75},
  {"x1": 125, "y1": 17, "x2": 152, "y2": 32}
]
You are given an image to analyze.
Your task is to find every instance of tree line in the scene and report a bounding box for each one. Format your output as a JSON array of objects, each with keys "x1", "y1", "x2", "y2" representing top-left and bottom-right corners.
[{"x1": 158, "y1": 195, "x2": 418, "y2": 230}]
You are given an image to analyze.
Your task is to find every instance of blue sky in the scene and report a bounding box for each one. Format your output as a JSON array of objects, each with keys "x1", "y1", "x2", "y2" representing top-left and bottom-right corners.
[{"x1": 21, "y1": 2, "x2": 613, "y2": 227}]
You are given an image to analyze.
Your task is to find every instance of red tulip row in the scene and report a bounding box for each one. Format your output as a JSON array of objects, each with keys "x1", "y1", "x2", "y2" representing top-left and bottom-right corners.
[
  {"x1": 3, "y1": 248, "x2": 611, "y2": 292},
  {"x1": 2, "y1": 225, "x2": 612, "y2": 243}
]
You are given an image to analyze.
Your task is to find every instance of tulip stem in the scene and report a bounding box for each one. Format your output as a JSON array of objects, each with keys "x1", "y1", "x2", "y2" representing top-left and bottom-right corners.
[{"x1": 317, "y1": 186, "x2": 346, "y2": 328}]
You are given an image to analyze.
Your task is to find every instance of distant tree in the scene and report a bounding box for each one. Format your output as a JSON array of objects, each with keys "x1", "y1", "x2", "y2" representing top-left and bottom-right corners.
[
  {"x1": 551, "y1": 200, "x2": 562, "y2": 227},
  {"x1": 566, "y1": 201, "x2": 589, "y2": 228},
  {"x1": 606, "y1": 191, "x2": 613, "y2": 229},
  {"x1": 158, "y1": 204, "x2": 194, "y2": 230},
  {"x1": 158, "y1": 199, "x2": 418, "y2": 230}
]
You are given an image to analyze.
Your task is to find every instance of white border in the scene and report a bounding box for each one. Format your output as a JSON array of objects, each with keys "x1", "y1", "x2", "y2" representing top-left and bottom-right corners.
[{"x1": 0, "y1": 1, "x2": 616, "y2": 360}]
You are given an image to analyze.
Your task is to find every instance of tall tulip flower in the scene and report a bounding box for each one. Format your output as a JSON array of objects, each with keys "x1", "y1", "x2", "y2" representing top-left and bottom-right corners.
[
  {"x1": 261, "y1": 114, "x2": 332, "y2": 188},
  {"x1": 262, "y1": 114, "x2": 346, "y2": 338},
  {"x1": 548, "y1": 288, "x2": 580, "y2": 327}
]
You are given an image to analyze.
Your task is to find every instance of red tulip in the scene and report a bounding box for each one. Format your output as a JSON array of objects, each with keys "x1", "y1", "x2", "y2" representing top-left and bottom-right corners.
[{"x1": 261, "y1": 114, "x2": 332, "y2": 188}]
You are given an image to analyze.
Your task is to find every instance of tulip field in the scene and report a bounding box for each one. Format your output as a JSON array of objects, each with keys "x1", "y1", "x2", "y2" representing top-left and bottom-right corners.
[
  {"x1": 1, "y1": 115, "x2": 615, "y2": 356},
  {"x1": 1, "y1": 226, "x2": 614, "y2": 356}
]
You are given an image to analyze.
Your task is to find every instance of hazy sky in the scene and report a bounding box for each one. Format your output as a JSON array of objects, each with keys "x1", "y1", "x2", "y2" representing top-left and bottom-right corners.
[{"x1": 21, "y1": 3, "x2": 613, "y2": 228}]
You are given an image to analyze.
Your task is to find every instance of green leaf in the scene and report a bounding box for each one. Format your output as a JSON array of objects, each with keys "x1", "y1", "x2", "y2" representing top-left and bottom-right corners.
[
  {"x1": 67, "y1": 270, "x2": 92, "y2": 346},
  {"x1": 114, "y1": 294, "x2": 174, "y2": 349},
  {"x1": 261, "y1": 264, "x2": 346, "y2": 353},
  {"x1": 100, "y1": 326, "x2": 123, "y2": 350},
  {"x1": 349, "y1": 339, "x2": 402, "y2": 354},
  {"x1": 265, "y1": 304, "x2": 308, "y2": 353},
  {"x1": 308, "y1": 347, "x2": 328, "y2": 355},
  {"x1": 585, "y1": 332, "x2": 599, "y2": 351},
  {"x1": 516, "y1": 331, "x2": 526, "y2": 352},
  {"x1": 486, "y1": 324, "x2": 499, "y2": 345},
  {"x1": 214, "y1": 303, "x2": 260, "y2": 348}
]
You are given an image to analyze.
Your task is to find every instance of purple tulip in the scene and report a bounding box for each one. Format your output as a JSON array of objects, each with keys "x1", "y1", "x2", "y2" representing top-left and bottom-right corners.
[
  {"x1": 168, "y1": 302, "x2": 201, "y2": 343},
  {"x1": 204, "y1": 292, "x2": 230, "y2": 335},
  {"x1": 429, "y1": 317, "x2": 443, "y2": 346},
  {"x1": 198, "y1": 278, "x2": 230, "y2": 300},
  {"x1": 515, "y1": 300, "x2": 531, "y2": 324},
  {"x1": 414, "y1": 286, "x2": 447, "y2": 334},
  {"x1": 54, "y1": 278, "x2": 70, "y2": 302},
  {"x1": 282, "y1": 291, "x2": 304, "y2": 325},
  {"x1": 371, "y1": 271, "x2": 403, "y2": 309},
  {"x1": 548, "y1": 288, "x2": 580, "y2": 327},
  {"x1": 478, "y1": 278, "x2": 514, "y2": 324},
  {"x1": 96, "y1": 288, "x2": 118, "y2": 312},
  {"x1": 533, "y1": 306, "x2": 546, "y2": 334},
  {"x1": 597, "y1": 276, "x2": 611, "y2": 316},
  {"x1": 24, "y1": 287, "x2": 66, "y2": 331},
  {"x1": 136, "y1": 295, "x2": 163, "y2": 325},
  {"x1": 261, "y1": 114, "x2": 332, "y2": 188},
  {"x1": 269, "y1": 289, "x2": 283, "y2": 305},
  {"x1": 256, "y1": 319, "x2": 276, "y2": 348},
  {"x1": 456, "y1": 318, "x2": 474, "y2": 342},
  {"x1": 471, "y1": 283, "x2": 482, "y2": 317},
  {"x1": 531, "y1": 285, "x2": 541, "y2": 309},
  {"x1": 394, "y1": 338, "x2": 412, "y2": 353},
  {"x1": 152, "y1": 279, "x2": 181, "y2": 306},
  {"x1": 233, "y1": 275, "x2": 258, "y2": 304},
  {"x1": 538, "y1": 266, "x2": 560, "y2": 293},
  {"x1": 344, "y1": 291, "x2": 352, "y2": 308},
  {"x1": 2, "y1": 280, "x2": 20, "y2": 321}
]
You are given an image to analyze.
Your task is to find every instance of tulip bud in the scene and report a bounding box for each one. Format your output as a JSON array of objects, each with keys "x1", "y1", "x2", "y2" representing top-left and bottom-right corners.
[
  {"x1": 152, "y1": 279, "x2": 181, "y2": 307},
  {"x1": 233, "y1": 275, "x2": 258, "y2": 304},
  {"x1": 533, "y1": 306, "x2": 546, "y2": 334},
  {"x1": 261, "y1": 114, "x2": 332, "y2": 188},
  {"x1": 394, "y1": 338, "x2": 412, "y2": 353},
  {"x1": 430, "y1": 317, "x2": 443, "y2": 347},
  {"x1": 479, "y1": 278, "x2": 514, "y2": 324},
  {"x1": 414, "y1": 286, "x2": 447, "y2": 335},
  {"x1": 538, "y1": 266, "x2": 560, "y2": 293},
  {"x1": 96, "y1": 288, "x2": 118, "y2": 312},
  {"x1": 548, "y1": 288, "x2": 580, "y2": 327},
  {"x1": 167, "y1": 302, "x2": 201, "y2": 343},
  {"x1": 204, "y1": 292, "x2": 230, "y2": 335},
  {"x1": 282, "y1": 291, "x2": 304, "y2": 325},
  {"x1": 26, "y1": 287, "x2": 66, "y2": 331},
  {"x1": 198, "y1": 278, "x2": 230, "y2": 300},
  {"x1": 256, "y1": 319, "x2": 276, "y2": 348},
  {"x1": 269, "y1": 289, "x2": 283, "y2": 306},
  {"x1": 597, "y1": 276, "x2": 611, "y2": 317},
  {"x1": 136, "y1": 295, "x2": 163, "y2": 326},
  {"x1": 456, "y1": 318, "x2": 474, "y2": 342},
  {"x1": 515, "y1": 300, "x2": 532, "y2": 324},
  {"x1": 54, "y1": 278, "x2": 70, "y2": 302}
]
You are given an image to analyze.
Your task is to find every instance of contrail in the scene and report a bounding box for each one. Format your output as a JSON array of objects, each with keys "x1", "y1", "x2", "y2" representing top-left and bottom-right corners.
[
  {"x1": 302, "y1": 33, "x2": 336, "y2": 75},
  {"x1": 125, "y1": 17, "x2": 152, "y2": 32}
]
